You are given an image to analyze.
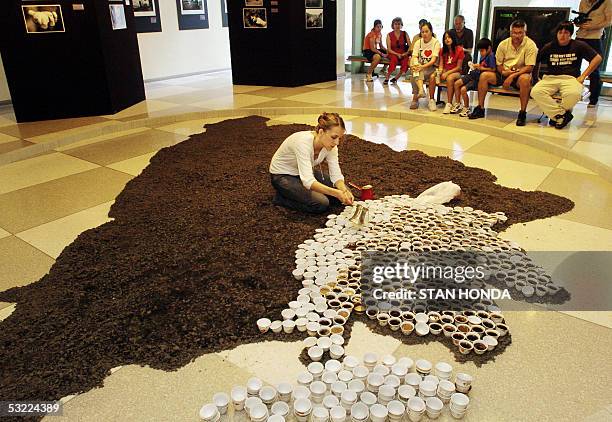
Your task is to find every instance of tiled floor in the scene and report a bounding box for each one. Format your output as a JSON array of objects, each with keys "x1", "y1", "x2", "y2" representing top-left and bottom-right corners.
[{"x1": 0, "y1": 71, "x2": 610, "y2": 421}]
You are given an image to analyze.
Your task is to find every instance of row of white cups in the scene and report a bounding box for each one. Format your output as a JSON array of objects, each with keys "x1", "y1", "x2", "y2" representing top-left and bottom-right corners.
[{"x1": 200, "y1": 353, "x2": 474, "y2": 421}]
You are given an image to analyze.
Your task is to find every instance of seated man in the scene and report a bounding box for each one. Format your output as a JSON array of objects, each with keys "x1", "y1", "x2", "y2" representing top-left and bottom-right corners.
[
  {"x1": 469, "y1": 20, "x2": 538, "y2": 126},
  {"x1": 532, "y1": 21, "x2": 602, "y2": 129}
]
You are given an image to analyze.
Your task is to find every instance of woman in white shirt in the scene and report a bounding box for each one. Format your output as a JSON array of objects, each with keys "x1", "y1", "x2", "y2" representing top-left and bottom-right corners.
[
  {"x1": 269, "y1": 113, "x2": 354, "y2": 213},
  {"x1": 410, "y1": 21, "x2": 441, "y2": 110}
]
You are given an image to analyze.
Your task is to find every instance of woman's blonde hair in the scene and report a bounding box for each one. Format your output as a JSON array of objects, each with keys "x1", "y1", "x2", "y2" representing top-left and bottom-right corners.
[{"x1": 315, "y1": 112, "x2": 345, "y2": 133}]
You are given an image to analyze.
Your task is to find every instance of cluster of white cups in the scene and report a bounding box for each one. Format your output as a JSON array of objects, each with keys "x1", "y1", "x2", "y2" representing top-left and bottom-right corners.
[{"x1": 200, "y1": 352, "x2": 475, "y2": 421}]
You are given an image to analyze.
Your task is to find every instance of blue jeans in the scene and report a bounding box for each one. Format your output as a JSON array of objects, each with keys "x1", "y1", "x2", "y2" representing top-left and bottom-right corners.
[
  {"x1": 270, "y1": 170, "x2": 339, "y2": 214},
  {"x1": 577, "y1": 37, "x2": 603, "y2": 103}
]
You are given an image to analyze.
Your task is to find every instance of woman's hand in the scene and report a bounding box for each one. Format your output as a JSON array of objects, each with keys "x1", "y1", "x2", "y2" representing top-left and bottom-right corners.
[
  {"x1": 411, "y1": 64, "x2": 422, "y2": 72},
  {"x1": 336, "y1": 189, "x2": 353, "y2": 205}
]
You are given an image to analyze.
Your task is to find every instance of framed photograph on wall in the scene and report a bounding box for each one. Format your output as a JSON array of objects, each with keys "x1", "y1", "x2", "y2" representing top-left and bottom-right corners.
[
  {"x1": 180, "y1": 0, "x2": 205, "y2": 15},
  {"x1": 133, "y1": 0, "x2": 156, "y2": 17},
  {"x1": 22, "y1": 5, "x2": 65, "y2": 34},
  {"x1": 176, "y1": 0, "x2": 209, "y2": 30},
  {"x1": 243, "y1": 8, "x2": 267, "y2": 28},
  {"x1": 305, "y1": 9, "x2": 323, "y2": 29},
  {"x1": 109, "y1": 4, "x2": 128, "y2": 30},
  {"x1": 245, "y1": 0, "x2": 263, "y2": 6},
  {"x1": 133, "y1": 0, "x2": 162, "y2": 32},
  {"x1": 305, "y1": 0, "x2": 323, "y2": 7}
]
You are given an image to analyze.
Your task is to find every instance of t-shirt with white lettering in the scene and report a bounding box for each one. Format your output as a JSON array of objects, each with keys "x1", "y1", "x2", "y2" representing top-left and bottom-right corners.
[
  {"x1": 269, "y1": 131, "x2": 344, "y2": 189},
  {"x1": 537, "y1": 39, "x2": 598, "y2": 77},
  {"x1": 411, "y1": 37, "x2": 441, "y2": 66}
]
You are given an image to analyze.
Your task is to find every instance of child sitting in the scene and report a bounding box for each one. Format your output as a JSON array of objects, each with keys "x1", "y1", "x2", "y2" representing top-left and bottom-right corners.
[{"x1": 451, "y1": 38, "x2": 496, "y2": 116}]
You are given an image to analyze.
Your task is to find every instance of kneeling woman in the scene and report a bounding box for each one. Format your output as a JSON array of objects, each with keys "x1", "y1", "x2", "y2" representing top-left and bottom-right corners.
[{"x1": 269, "y1": 113, "x2": 354, "y2": 213}]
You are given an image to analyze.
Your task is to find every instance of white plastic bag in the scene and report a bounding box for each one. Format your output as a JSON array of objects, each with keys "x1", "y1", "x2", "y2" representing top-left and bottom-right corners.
[{"x1": 415, "y1": 181, "x2": 461, "y2": 205}]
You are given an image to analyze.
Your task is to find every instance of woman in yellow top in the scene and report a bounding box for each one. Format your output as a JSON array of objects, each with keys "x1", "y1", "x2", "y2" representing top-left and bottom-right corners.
[{"x1": 362, "y1": 20, "x2": 388, "y2": 82}]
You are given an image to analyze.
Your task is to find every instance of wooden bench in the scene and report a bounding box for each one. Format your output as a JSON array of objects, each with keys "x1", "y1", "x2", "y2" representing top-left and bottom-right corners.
[{"x1": 348, "y1": 55, "x2": 390, "y2": 65}]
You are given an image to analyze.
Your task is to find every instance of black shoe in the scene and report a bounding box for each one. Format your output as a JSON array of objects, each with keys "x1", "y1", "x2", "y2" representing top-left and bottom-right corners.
[
  {"x1": 383, "y1": 79, "x2": 389, "y2": 85},
  {"x1": 390, "y1": 77, "x2": 397, "y2": 84},
  {"x1": 516, "y1": 110, "x2": 527, "y2": 126},
  {"x1": 372, "y1": 72, "x2": 379, "y2": 78},
  {"x1": 548, "y1": 117, "x2": 557, "y2": 126},
  {"x1": 468, "y1": 106, "x2": 485, "y2": 119},
  {"x1": 555, "y1": 111, "x2": 574, "y2": 129}
]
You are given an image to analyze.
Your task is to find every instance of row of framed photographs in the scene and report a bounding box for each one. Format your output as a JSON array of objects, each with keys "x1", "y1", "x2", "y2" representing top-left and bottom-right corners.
[
  {"x1": 245, "y1": 0, "x2": 323, "y2": 6},
  {"x1": 134, "y1": 0, "x2": 206, "y2": 17},
  {"x1": 243, "y1": 8, "x2": 323, "y2": 29},
  {"x1": 21, "y1": 3, "x2": 127, "y2": 34}
]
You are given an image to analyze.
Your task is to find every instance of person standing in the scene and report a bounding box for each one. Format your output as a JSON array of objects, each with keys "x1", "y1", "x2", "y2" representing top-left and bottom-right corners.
[
  {"x1": 469, "y1": 20, "x2": 537, "y2": 126},
  {"x1": 362, "y1": 20, "x2": 388, "y2": 82},
  {"x1": 532, "y1": 21, "x2": 602, "y2": 128},
  {"x1": 575, "y1": 0, "x2": 612, "y2": 107}
]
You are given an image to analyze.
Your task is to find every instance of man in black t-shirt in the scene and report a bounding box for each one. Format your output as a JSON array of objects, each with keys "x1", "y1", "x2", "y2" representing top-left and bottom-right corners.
[
  {"x1": 449, "y1": 15, "x2": 474, "y2": 74},
  {"x1": 531, "y1": 21, "x2": 602, "y2": 129}
]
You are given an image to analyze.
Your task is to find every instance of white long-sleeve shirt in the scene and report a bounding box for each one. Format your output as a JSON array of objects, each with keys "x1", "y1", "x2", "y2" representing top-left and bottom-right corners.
[{"x1": 269, "y1": 131, "x2": 344, "y2": 190}]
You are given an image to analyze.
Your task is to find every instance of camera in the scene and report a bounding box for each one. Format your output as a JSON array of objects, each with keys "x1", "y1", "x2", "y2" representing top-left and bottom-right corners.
[{"x1": 571, "y1": 10, "x2": 592, "y2": 25}]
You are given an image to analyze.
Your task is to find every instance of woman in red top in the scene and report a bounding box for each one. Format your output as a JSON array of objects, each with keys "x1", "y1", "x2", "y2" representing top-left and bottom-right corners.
[
  {"x1": 384, "y1": 17, "x2": 411, "y2": 85},
  {"x1": 436, "y1": 30, "x2": 465, "y2": 114},
  {"x1": 362, "y1": 20, "x2": 388, "y2": 82}
]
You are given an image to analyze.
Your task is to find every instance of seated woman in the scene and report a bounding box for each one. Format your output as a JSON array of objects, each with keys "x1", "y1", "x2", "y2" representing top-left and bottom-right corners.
[
  {"x1": 410, "y1": 21, "x2": 440, "y2": 110},
  {"x1": 269, "y1": 113, "x2": 354, "y2": 214},
  {"x1": 362, "y1": 20, "x2": 388, "y2": 82},
  {"x1": 384, "y1": 17, "x2": 412, "y2": 85},
  {"x1": 436, "y1": 30, "x2": 464, "y2": 114}
]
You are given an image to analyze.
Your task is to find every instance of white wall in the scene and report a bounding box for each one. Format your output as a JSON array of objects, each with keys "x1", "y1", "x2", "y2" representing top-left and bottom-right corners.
[
  {"x1": 137, "y1": 0, "x2": 231, "y2": 80},
  {"x1": 0, "y1": 56, "x2": 11, "y2": 102}
]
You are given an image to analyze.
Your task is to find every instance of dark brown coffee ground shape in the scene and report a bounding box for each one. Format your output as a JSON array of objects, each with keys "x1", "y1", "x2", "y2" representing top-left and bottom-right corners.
[{"x1": 0, "y1": 116, "x2": 573, "y2": 415}]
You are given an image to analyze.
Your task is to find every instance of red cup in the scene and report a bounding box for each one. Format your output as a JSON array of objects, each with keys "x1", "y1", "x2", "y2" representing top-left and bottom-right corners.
[{"x1": 360, "y1": 185, "x2": 374, "y2": 200}]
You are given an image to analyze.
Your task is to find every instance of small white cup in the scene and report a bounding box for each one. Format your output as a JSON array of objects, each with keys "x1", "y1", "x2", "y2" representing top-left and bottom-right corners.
[
  {"x1": 282, "y1": 319, "x2": 296, "y2": 334},
  {"x1": 257, "y1": 318, "x2": 271, "y2": 333}
]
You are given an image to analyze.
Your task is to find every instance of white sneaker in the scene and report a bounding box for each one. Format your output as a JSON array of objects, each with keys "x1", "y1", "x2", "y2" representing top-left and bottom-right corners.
[
  {"x1": 450, "y1": 103, "x2": 462, "y2": 114},
  {"x1": 428, "y1": 99, "x2": 437, "y2": 112},
  {"x1": 443, "y1": 103, "x2": 452, "y2": 114},
  {"x1": 459, "y1": 107, "x2": 470, "y2": 117}
]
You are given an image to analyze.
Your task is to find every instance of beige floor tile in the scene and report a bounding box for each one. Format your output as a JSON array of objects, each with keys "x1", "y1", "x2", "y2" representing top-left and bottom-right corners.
[
  {"x1": 0, "y1": 116, "x2": 111, "y2": 139},
  {"x1": 271, "y1": 114, "x2": 360, "y2": 126},
  {"x1": 115, "y1": 104, "x2": 209, "y2": 123},
  {"x1": 0, "y1": 152, "x2": 99, "y2": 195},
  {"x1": 254, "y1": 99, "x2": 321, "y2": 109},
  {"x1": 284, "y1": 89, "x2": 364, "y2": 105},
  {"x1": 106, "y1": 152, "x2": 157, "y2": 176},
  {"x1": 48, "y1": 354, "x2": 255, "y2": 422},
  {"x1": 560, "y1": 311, "x2": 612, "y2": 329},
  {"x1": 0, "y1": 167, "x2": 132, "y2": 233},
  {"x1": 0, "y1": 303, "x2": 16, "y2": 321},
  {"x1": 537, "y1": 169, "x2": 612, "y2": 230},
  {"x1": 500, "y1": 216, "x2": 612, "y2": 251},
  {"x1": 63, "y1": 129, "x2": 185, "y2": 166},
  {"x1": 346, "y1": 117, "x2": 423, "y2": 138},
  {"x1": 391, "y1": 311, "x2": 612, "y2": 422},
  {"x1": 328, "y1": 95, "x2": 409, "y2": 110},
  {"x1": 0, "y1": 139, "x2": 34, "y2": 155},
  {"x1": 556, "y1": 158, "x2": 598, "y2": 175},
  {"x1": 459, "y1": 152, "x2": 554, "y2": 190},
  {"x1": 16, "y1": 201, "x2": 114, "y2": 259},
  {"x1": 395, "y1": 123, "x2": 489, "y2": 152},
  {"x1": 578, "y1": 121, "x2": 612, "y2": 144},
  {"x1": 26, "y1": 121, "x2": 120, "y2": 144},
  {"x1": 55, "y1": 127, "x2": 151, "y2": 152},
  {"x1": 0, "y1": 301, "x2": 13, "y2": 311},
  {"x1": 571, "y1": 141, "x2": 612, "y2": 167},
  {"x1": 151, "y1": 88, "x2": 233, "y2": 105},
  {"x1": 218, "y1": 340, "x2": 306, "y2": 386},
  {"x1": 501, "y1": 112, "x2": 590, "y2": 143},
  {"x1": 407, "y1": 142, "x2": 462, "y2": 159},
  {"x1": 0, "y1": 110, "x2": 17, "y2": 128},
  {"x1": 155, "y1": 119, "x2": 208, "y2": 136},
  {"x1": 0, "y1": 226, "x2": 10, "y2": 239},
  {"x1": 247, "y1": 86, "x2": 323, "y2": 98},
  {"x1": 305, "y1": 80, "x2": 341, "y2": 89},
  {"x1": 191, "y1": 94, "x2": 276, "y2": 109},
  {"x1": 467, "y1": 135, "x2": 562, "y2": 167},
  {"x1": 0, "y1": 236, "x2": 55, "y2": 291},
  {"x1": 344, "y1": 321, "x2": 402, "y2": 359},
  {"x1": 0, "y1": 132, "x2": 19, "y2": 144},
  {"x1": 231, "y1": 84, "x2": 271, "y2": 93},
  {"x1": 105, "y1": 100, "x2": 180, "y2": 120}
]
